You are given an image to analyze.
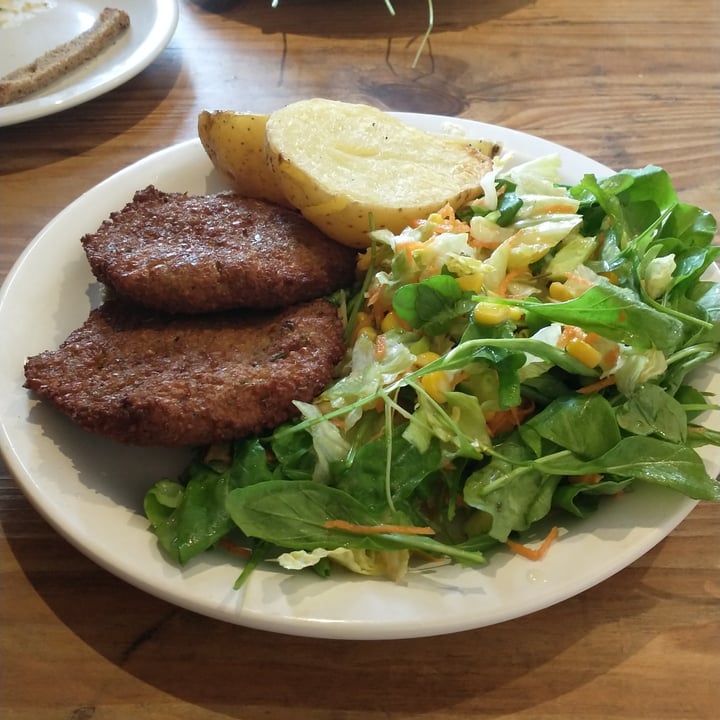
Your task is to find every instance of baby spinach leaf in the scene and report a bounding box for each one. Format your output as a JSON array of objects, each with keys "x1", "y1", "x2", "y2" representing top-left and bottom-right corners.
[
  {"x1": 495, "y1": 180, "x2": 523, "y2": 226},
  {"x1": 463, "y1": 436, "x2": 559, "y2": 541},
  {"x1": 520, "y1": 393, "x2": 621, "y2": 458},
  {"x1": 144, "y1": 439, "x2": 277, "y2": 564},
  {"x1": 553, "y1": 477, "x2": 633, "y2": 518},
  {"x1": 144, "y1": 480, "x2": 184, "y2": 527},
  {"x1": 467, "y1": 345, "x2": 525, "y2": 408},
  {"x1": 227, "y1": 480, "x2": 385, "y2": 550},
  {"x1": 227, "y1": 480, "x2": 488, "y2": 565},
  {"x1": 335, "y1": 427, "x2": 441, "y2": 513},
  {"x1": 229, "y1": 437, "x2": 277, "y2": 486},
  {"x1": 659, "y1": 201, "x2": 717, "y2": 250},
  {"x1": 270, "y1": 423, "x2": 316, "y2": 481},
  {"x1": 615, "y1": 383, "x2": 687, "y2": 442},
  {"x1": 146, "y1": 470, "x2": 234, "y2": 564}
]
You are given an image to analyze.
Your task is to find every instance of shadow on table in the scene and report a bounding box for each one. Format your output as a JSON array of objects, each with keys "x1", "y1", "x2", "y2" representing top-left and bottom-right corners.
[
  {"x1": 192, "y1": 0, "x2": 532, "y2": 37},
  {"x1": 188, "y1": 0, "x2": 534, "y2": 116},
  {"x1": 0, "y1": 40, "x2": 183, "y2": 175},
  {"x1": 7, "y1": 518, "x2": 678, "y2": 719}
]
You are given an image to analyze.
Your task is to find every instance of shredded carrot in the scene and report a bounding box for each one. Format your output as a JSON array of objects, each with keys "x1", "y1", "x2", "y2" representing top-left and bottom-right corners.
[
  {"x1": 366, "y1": 283, "x2": 384, "y2": 309},
  {"x1": 486, "y1": 398, "x2": 535, "y2": 437},
  {"x1": 374, "y1": 334, "x2": 387, "y2": 360},
  {"x1": 396, "y1": 239, "x2": 425, "y2": 265},
  {"x1": 602, "y1": 344, "x2": 620, "y2": 369},
  {"x1": 219, "y1": 537, "x2": 252, "y2": 558},
  {"x1": 557, "y1": 324, "x2": 586, "y2": 349},
  {"x1": 506, "y1": 526, "x2": 559, "y2": 561},
  {"x1": 576, "y1": 374, "x2": 617, "y2": 395},
  {"x1": 542, "y1": 203, "x2": 578, "y2": 215},
  {"x1": 497, "y1": 269, "x2": 527, "y2": 298},
  {"x1": 564, "y1": 271, "x2": 594, "y2": 288},
  {"x1": 468, "y1": 235, "x2": 504, "y2": 250},
  {"x1": 434, "y1": 203, "x2": 471, "y2": 233},
  {"x1": 323, "y1": 519, "x2": 436, "y2": 536}
]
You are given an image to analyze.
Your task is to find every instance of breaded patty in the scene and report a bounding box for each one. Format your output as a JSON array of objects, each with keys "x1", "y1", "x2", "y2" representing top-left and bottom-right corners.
[
  {"x1": 23, "y1": 299, "x2": 345, "y2": 447},
  {"x1": 81, "y1": 186, "x2": 358, "y2": 314}
]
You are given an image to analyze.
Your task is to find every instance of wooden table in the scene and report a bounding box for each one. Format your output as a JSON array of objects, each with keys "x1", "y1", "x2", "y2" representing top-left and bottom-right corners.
[{"x1": 2, "y1": 1, "x2": 719, "y2": 718}]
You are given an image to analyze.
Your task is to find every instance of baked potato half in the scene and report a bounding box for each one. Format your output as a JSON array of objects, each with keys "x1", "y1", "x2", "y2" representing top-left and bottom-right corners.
[
  {"x1": 264, "y1": 98, "x2": 497, "y2": 248},
  {"x1": 197, "y1": 110, "x2": 289, "y2": 207}
]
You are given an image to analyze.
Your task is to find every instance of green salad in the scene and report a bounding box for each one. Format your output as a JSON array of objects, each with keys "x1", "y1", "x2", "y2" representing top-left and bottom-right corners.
[{"x1": 144, "y1": 152, "x2": 720, "y2": 586}]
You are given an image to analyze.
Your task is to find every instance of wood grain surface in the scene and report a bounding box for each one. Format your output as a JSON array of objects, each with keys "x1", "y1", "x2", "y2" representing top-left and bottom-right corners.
[{"x1": 1, "y1": 1, "x2": 719, "y2": 718}]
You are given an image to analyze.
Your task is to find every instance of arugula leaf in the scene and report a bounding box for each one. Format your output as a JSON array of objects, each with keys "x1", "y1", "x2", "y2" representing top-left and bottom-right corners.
[
  {"x1": 532, "y1": 436, "x2": 720, "y2": 501},
  {"x1": 515, "y1": 282, "x2": 684, "y2": 354}
]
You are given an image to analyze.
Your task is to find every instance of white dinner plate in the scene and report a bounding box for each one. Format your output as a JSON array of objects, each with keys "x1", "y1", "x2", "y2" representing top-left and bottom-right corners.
[
  {"x1": 0, "y1": 0, "x2": 178, "y2": 127},
  {"x1": 1, "y1": 115, "x2": 717, "y2": 640}
]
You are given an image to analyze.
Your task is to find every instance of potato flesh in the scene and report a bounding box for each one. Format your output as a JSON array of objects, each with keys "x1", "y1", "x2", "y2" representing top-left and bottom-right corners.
[{"x1": 265, "y1": 99, "x2": 494, "y2": 247}]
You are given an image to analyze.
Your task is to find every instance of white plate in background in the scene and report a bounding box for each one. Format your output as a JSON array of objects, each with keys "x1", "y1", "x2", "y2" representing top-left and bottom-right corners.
[{"x1": 0, "y1": 0, "x2": 178, "y2": 126}]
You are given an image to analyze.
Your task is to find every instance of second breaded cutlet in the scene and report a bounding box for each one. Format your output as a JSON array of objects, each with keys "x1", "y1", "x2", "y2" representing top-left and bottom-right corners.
[{"x1": 23, "y1": 298, "x2": 346, "y2": 447}]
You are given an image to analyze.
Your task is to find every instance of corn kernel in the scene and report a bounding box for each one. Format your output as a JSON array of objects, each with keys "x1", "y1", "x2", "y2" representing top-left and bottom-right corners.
[
  {"x1": 566, "y1": 338, "x2": 602, "y2": 368},
  {"x1": 456, "y1": 274, "x2": 485, "y2": 293},
  {"x1": 507, "y1": 306, "x2": 525, "y2": 322},
  {"x1": 380, "y1": 311, "x2": 408, "y2": 333},
  {"x1": 420, "y1": 371, "x2": 451, "y2": 403},
  {"x1": 548, "y1": 281, "x2": 575, "y2": 302},
  {"x1": 354, "y1": 311, "x2": 373, "y2": 330},
  {"x1": 356, "y1": 326, "x2": 378, "y2": 343},
  {"x1": 427, "y1": 212, "x2": 444, "y2": 224},
  {"x1": 599, "y1": 271, "x2": 619, "y2": 285},
  {"x1": 415, "y1": 351, "x2": 441, "y2": 368},
  {"x1": 472, "y1": 302, "x2": 511, "y2": 325}
]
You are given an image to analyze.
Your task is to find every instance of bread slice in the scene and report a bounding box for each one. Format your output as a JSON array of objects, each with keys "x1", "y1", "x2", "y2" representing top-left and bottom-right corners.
[{"x1": 0, "y1": 7, "x2": 130, "y2": 106}]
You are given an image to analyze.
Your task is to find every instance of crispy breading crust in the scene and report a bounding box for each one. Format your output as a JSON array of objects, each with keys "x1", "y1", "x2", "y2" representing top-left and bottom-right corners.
[
  {"x1": 23, "y1": 299, "x2": 345, "y2": 447},
  {"x1": 81, "y1": 186, "x2": 358, "y2": 314}
]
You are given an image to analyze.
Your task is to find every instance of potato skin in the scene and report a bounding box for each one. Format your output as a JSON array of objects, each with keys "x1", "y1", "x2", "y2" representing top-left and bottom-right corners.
[
  {"x1": 197, "y1": 110, "x2": 290, "y2": 207},
  {"x1": 264, "y1": 98, "x2": 496, "y2": 248}
]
